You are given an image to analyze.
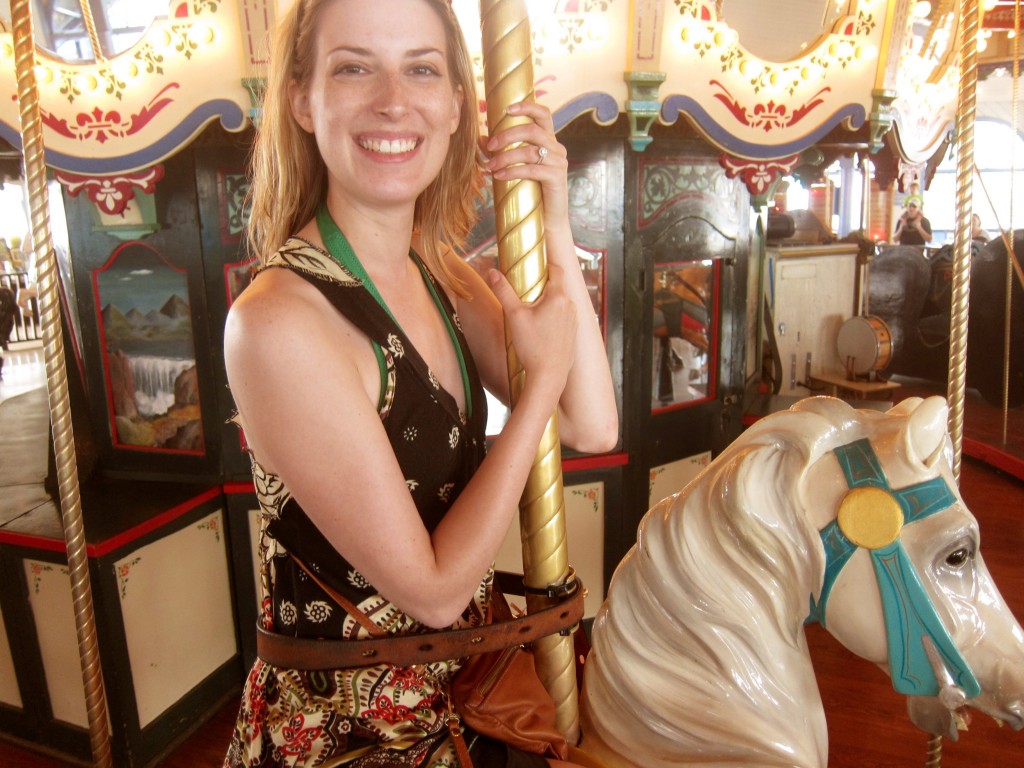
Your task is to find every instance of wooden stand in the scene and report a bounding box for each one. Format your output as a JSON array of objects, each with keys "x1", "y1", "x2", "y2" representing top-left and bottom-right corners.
[{"x1": 810, "y1": 371, "x2": 901, "y2": 400}]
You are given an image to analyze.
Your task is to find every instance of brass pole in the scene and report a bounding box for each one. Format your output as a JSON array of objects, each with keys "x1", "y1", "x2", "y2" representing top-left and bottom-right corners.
[
  {"x1": 930, "y1": 0, "x2": 977, "y2": 754},
  {"x1": 1004, "y1": 0, "x2": 1020, "y2": 444},
  {"x1": 947, "y1": 0, "x2": 980, "y2": 483},
  {"x1": 479, "y1": 0, "x2": 579, "y2": 742},
  {"x1": 10, "y1": 2, "x2": 112, "y2": 766},
  {"x1": 77, "y1": 0, "x2": 105, "y2": 62}
]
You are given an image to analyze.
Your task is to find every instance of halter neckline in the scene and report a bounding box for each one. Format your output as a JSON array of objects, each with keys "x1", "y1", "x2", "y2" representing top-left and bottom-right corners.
[{"x1": 314, "y1": 202, "x2": 473, "y2": 418}]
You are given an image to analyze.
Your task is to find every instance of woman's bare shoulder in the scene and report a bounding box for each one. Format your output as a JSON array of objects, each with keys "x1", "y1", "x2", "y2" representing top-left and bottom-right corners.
[
  {"x1": 224, "y1": 266, "x2": 370, "y2": 383},
  {"x1": 228, "y1": 267, "x2": 329, "y2": 337}
]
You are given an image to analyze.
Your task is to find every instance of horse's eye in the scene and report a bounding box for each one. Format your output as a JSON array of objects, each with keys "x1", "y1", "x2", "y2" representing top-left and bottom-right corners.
[{"x1": 945, "y1": 547, "x2": 972, "y2": 568}]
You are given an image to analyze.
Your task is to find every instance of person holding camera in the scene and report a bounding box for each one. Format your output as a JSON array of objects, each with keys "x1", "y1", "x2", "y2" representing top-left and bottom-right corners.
[{"x1": 893, "y1": 195, "x2": 933, "y2": 245}]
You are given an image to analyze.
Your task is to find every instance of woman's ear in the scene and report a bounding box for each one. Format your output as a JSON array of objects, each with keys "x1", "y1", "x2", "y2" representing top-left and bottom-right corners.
[{"x1": 289, "y1": 79, "x2": 314, "y2": 134}]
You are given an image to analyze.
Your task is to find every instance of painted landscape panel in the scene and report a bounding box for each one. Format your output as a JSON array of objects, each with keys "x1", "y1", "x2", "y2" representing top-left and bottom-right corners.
[{"x1": 95, "y1": 243, "x2": 204, "y2": 453}]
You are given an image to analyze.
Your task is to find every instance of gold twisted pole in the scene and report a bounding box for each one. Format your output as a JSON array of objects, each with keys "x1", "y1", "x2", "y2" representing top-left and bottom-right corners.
[
  {"x1": 77, "y1": 0, "x2": 106, "y2": 62},
  {"x1": 479, "y1": 0, "x2": 579, "y2": 742},
  {"x1": 946, "y1": 0, "x2": 980, "y2": 484},
  {"x1": 930, "y1": 1, "x2": 980, "y2": 759},
  {"x1": 10, "y1": 2, "x2": 112, "y2": 766},
  {"x1": 1004, "y1": 0, "x2": 1021, "y2": 444}
]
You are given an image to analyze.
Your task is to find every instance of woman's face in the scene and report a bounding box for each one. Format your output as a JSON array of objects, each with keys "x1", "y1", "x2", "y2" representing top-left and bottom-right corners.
[{"x1": 290, "y1": 0, "x2": 463, "y2": 214}]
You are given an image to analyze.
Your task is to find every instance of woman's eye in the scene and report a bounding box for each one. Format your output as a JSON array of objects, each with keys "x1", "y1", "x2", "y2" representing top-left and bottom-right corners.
[
  {"x1": 335, "y1": 64, "x2": 366, "y2": 75},
  {"x1": 410, "y1": 65, "x2": 440, "y2": 76}
]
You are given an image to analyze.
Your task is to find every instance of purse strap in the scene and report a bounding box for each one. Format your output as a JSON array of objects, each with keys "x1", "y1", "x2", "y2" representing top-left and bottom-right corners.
[
  {"x1": 292, "y1": 555, "x2": 387, "y2": 637},
  {"x1": 256, "y1": 570, "x2": 584, "y2": 669}
]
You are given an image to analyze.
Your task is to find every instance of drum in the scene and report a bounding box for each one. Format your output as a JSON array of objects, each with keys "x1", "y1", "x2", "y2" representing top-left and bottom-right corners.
[{"x1": 837, "y1": 314, "x2": 893, "y2": 375}]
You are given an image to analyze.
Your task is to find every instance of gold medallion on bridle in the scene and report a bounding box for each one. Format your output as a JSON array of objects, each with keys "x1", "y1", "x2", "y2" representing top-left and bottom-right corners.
[{"x1": 836, "y1": 486, "x2": 904, "y2": 550}]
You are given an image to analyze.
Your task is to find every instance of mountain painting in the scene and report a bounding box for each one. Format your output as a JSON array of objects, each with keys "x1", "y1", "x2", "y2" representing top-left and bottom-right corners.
[{"x1": 94, "y1": 243, "x2": 204, "y2": 453}]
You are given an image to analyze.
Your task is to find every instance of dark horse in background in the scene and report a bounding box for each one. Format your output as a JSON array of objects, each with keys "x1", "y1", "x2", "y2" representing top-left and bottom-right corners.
[{"x1": 868, "y1": 233, "x2": 1024, "y2": 407}]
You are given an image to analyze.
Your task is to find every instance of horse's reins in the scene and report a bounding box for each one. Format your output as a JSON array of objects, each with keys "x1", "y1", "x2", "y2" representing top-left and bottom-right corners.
[{"x1": 807, "y1": 438, "x2": 980, "y2": 703}]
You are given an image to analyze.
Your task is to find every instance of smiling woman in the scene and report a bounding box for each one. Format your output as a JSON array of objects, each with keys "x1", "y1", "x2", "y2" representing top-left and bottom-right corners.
[{"x1": 221, "y1": 0, "x2": 615, "y2": 766}]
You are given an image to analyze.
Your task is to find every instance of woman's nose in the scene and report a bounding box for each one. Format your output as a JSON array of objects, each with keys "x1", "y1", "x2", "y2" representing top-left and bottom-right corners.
[{"x1": 375, "y1": 72, "x2": 408, "y2": 119}]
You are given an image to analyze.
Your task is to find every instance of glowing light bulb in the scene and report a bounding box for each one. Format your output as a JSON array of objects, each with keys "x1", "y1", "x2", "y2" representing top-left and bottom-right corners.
[
  {"x1": 113, "y1": 59, "x2": 139, "y2": 81},
  {"x1": 74, "y1": 73, "x2": 99, "y2": 92},
  {"x1": 913, "y1": 1, "x2": 932, "y2": 18},
  {"x1": 33, "y1": 64, "x2": 53, "y2": 84},
  {"x1": 187, "y1": 22, "x2": 216, "y2": 47}
]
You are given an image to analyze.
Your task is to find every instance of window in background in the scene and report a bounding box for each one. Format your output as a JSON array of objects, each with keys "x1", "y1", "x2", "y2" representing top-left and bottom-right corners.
[{"x1": 929, "y1": 119, "x2": 1024, "y2": 244}]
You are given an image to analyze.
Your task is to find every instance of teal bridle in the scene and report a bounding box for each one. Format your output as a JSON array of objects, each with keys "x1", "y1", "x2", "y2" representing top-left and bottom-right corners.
[{"x1": 806, "y1": 438, "x2": 980, "y2": 699}]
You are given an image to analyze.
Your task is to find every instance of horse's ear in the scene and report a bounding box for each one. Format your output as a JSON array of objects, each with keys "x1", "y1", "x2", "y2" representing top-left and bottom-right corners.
[
  {"x1": 888, "y1": 396, "x2": 923, "y2": 415},
  {"x1": 903, "y1": 396, "x2": 949, "y2": 468}
]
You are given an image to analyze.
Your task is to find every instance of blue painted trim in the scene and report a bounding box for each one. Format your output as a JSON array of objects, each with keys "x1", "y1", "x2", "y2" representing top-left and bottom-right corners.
[
  {"x1": 872, "y1": 542, "x2": 980, "y2": 697},
  {"x1": 660, "y1": 95, "x2": 866, "y2": 159},
  {"x1": 553, "y1": 93, "x2": 620, "y2": 133},
  {"x1": 0, "y1": 100, "x2": 247, "y2": 175},
  {"x1": 811, "y1": 438, "x2": 980, "y2": 699}
]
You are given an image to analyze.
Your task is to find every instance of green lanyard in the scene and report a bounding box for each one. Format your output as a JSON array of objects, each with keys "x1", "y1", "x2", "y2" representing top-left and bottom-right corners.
[
  {"x1": 314, "y1": 202, "x2": 472, "y2": 418},
  {"x1": 316, "y1": 202, "x2": 399, "y2": 327}
]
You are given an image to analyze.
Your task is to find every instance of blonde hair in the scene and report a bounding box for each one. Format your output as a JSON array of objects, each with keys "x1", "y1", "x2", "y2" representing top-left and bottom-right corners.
[{"x1": 246, "y1": 0, "x2": 484, "y2": 294}]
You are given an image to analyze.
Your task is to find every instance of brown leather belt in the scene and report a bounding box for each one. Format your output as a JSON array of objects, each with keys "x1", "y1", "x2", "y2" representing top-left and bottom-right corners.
[{"x1": 255, "y1": 571, "x2": 585, "y2": 670}]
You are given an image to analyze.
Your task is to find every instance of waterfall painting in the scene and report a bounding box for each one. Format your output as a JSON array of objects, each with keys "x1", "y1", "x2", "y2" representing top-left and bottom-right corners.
[{"x1": 93, "y1": 242, "x2": 204, "y2": 454}]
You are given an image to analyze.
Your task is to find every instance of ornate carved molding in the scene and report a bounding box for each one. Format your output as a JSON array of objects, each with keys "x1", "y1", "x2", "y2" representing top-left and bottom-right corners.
[
  {"x1": 719, "y1": 152, "x2": 800, "y2": 206},
  {"x1": 55, "y1": 165, "x2": 165, "y2": 216}
]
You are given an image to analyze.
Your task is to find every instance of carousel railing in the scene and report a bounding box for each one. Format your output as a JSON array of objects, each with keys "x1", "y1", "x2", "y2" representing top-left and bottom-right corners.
[{"x1": 0, "y1": 271, "x2": 41, "y2": 344}]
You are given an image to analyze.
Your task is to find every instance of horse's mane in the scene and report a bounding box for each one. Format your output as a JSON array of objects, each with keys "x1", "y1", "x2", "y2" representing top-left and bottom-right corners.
[{"x1": 584, "y1": 398, "x2": 906, "y2": 767}]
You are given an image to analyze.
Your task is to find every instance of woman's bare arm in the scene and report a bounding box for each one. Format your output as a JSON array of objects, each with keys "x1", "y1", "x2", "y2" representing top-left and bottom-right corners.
[
  {"x1": 458, "y1": 101, "x2": 618, "y2": 453},
  {"x1": 225, "y1": 265, "x2": 578, "y2": 629}
]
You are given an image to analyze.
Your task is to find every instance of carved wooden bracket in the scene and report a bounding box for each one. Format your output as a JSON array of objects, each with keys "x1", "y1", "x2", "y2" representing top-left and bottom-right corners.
[
  {"x1": 719, "y1": 153, "x2": 800, "y2": 207},
  {"x1": 55, "y1": 165, "x2": 165, "y2": 216}
]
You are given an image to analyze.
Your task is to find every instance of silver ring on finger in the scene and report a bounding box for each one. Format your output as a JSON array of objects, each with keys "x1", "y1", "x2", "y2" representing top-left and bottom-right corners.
[{"x1": 536, "y1": 145, "x2": 548, "y2": 165}]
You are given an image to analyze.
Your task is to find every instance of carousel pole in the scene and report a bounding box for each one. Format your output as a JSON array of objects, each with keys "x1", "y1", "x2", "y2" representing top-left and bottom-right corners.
[
  {"x1": 76, "y1": 0, "x2": 106, "y2": 63},
  {"x1": 1003, "y1": 0, "x2": 1020, "y2": 444},
  {"x1": 947, "y1": 0, "x2": 980, "y2": 483},
  {"x1": 926, "y1": 3, "x2": 981, "y2": 763},
  {"x1": 9, "y1": 2, "x2": 112, "y2": 766},
  {"x1": 479, "y1": 0, "x2": 580, "y2": 742}
]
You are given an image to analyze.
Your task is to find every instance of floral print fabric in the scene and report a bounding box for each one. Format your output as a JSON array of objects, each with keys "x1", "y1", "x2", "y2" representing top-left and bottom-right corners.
[{"x1": 225, "y1": 239, "x2": 491, "y2": 767}]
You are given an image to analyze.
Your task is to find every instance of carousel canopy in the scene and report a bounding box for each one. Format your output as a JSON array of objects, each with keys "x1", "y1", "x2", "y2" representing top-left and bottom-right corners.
[{"x1": 0, "y1": 1, "x2": 1012, "y2": 192}]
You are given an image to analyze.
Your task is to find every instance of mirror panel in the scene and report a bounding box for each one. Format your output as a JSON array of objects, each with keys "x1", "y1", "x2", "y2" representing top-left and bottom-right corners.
[
  {"x1": 0, "y1": 0, "x2": 168, "y2": 62},
  {"x1": 652, "y1": 260, "x2": 715, "y2": 410},
  {"x1": 720, "y1": 0, "x2": 853, "y2": 61}
]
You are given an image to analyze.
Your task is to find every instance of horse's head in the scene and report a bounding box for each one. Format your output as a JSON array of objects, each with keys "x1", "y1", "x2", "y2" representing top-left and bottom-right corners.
[
  {"x1": 581, "y1": 395, "x2": 1021, "y2": 768},
  {"x1": 798, "y1": 396, "x2": 1024, "y2": 739}
]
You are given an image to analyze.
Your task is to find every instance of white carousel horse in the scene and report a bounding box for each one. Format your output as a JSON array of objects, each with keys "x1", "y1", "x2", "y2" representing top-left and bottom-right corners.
[{"x1": 579, "y1": 395, "x2": 1024, "y2": 768}]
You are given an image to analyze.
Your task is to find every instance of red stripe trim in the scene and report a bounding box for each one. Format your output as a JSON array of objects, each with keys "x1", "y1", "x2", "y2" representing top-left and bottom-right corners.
[
  {"x1": 0, "y1": 487, "x2": 222, "y2": 556},
  {"x1": 963, "y1": 437, "x2": 1024, "y2": 483},
  {"x1": 0, "y1": 532, "x2": 68, "y2": 553},
  {"x1": 563, "y1": 452, "x2": 629, "y2": 472},
  {"x1": 223, "y1": 481, "x2": 256, "y2": 493},
  {"x1": 88, "y1": 487, "x2": 222, "y2": 558}
]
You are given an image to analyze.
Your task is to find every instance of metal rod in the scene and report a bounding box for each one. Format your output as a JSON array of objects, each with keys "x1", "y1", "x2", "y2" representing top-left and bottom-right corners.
[
  {"x1": 479, "y1": 0, "x2": 579, "y2": 743},
  {"x1": 947, "y1": 0, "x2": 980, "y2": 484},
  {"x1": 77, "y1": 0, "x2": 105, "y2": 62},
  {"x1": 1004, "y1": 0, "x2": 1021, "y2": 444},
  {"x1": 9, "y1": 2, "x2": 111, "y2": 765}
]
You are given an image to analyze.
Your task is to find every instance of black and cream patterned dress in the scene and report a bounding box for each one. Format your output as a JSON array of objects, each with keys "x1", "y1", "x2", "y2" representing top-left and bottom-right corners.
[{"x1": 224, "y1": 239, "x2": 540, "y2": 767}]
